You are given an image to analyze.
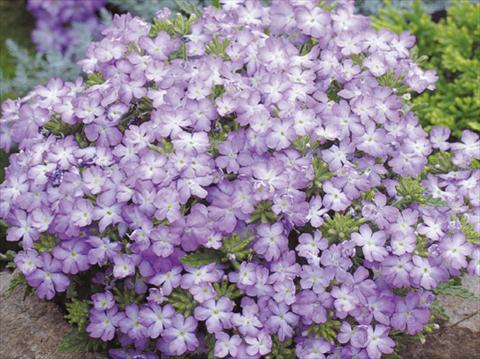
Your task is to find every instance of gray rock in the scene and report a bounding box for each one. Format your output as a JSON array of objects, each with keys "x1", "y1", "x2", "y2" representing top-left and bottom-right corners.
[
  {"x1": 401, "y1": 275, "x2": 480, "y2": 359},
  {"x1": 0, "y1": 271, "x2": 106, "y2": 359},
  {"x1": 437, "y1": 275, "x2": 480, "y2": 332},
  {"x1": 400, "y1": 326, "x2": 480, "y2": 359}
]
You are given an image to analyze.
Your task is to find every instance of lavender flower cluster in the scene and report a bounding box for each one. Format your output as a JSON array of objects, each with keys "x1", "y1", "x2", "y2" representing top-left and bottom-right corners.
[
  {"x1": 26, "y1": 0, "x2": 107, "y2": 54},
  {"x1": 1, "y1": 1, "x2": 479, "y2": 358}
]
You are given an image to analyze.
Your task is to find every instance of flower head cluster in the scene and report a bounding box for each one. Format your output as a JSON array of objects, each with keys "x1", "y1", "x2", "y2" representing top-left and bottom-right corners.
[
  {"x1": 26, "y1": 0, "x2": 107, "y2": 54},
  {"x1": 1, "y1": 1, "x2": 479, "y2": 358}
]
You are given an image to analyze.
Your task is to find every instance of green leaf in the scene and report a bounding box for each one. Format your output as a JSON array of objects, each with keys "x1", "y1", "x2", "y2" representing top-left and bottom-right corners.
[
  {"x1": 326, "y1": 80, "x2": 341, "y2": 101},
  {"x1": 65, "y1": 299, "x2": 90, "y2": 331},
  {"x1": 167, "y1": 288, "x2": 197, "y2": 317},
  {"x1": 433, "y1": 278, "x2": 479, "y2": 299},
  {"x1": 180, "y1": 249, "x2": 222, "y2": 267},
  {"x1": 43, "y1": 115, "x2": 81, "y2": 137},
  {"x1": 205, "y1": 334, "x2": 216, "y2": 359},
  {"x1": 292, "y1": 135, "x2": 318, "y2": 156},
  {"x1": 148, "y1": 140, "x2": 175, "y2": 155},
  {"x1": 299, "y1": 37, "x2": 317, "y2": 56},
  {"x1": 0, "y1": 149, "x2": 9, "y2": 183},
  {"x1": 113, "y1": 281, "x2": 145, "y2": 310},
  {"x1": 269, "y1": 336, "x2": 296, "y2": 359},
  {"x1": 424, "y1": 196, "x2": 448, "y2": 207},
  {"x1": 459, "y1": 215, "x2": 480, "y2": 245},
  {"x1": 85, "y1": 72, "x2": 104, "y2": 87},
  {"x1": 306, "y1": 157, "x2": 333, "y2": 197},
  {"x1": 75, "y1": 130, "x2": 90, "y2": 148},
  {"x1": 430, "y1": 300, "x2": 449, "y2": 322},
  {"x1": 426, "y1": 151, "x2": 457, "y2": 174},
  {"x1": 213, "y1": 280, "x2": 243, "y2": 300},
  {"x1": 249, "y1": 200, "x2": 277, "y2": 224},
  {"x1": 394, "y1": 177, "x2": 437, "y2": 207},
  {"x1": 58, "y1": 328, "x2": 107, "y2": 353},
  {"x1": 6, "y1": 272, "x2": 30, "y2": 298},
  {"x1": 414, "y1": 235, "x2": 429, "y2": 257},
  {"x1": 33, "y1": 233, "x2": 59, "y2": 253},
  {"x1": 175, "y1": 1, "x2": 203, "y2": 17},
  {"x1": 206, "y1": 37, "x2": 230, "y2": 60},
  {"x1": 210, "y1": 84, "x2": 225, "y2": 100},
  {"x1": 150, "y1": 13, "x2": 197, "y2": 38},
  {"x1": 321, "y1": 213, "x2": 364, "y2": 243},
  {"x1": 0, "y1": 249, "x2": 16, "y2": 269},
  {"x1": 305, "y1": 321, "x2": 341, "y2": 344},
  {"x1": 221, "y1": 233, "x2": 253, "y2": 263}
]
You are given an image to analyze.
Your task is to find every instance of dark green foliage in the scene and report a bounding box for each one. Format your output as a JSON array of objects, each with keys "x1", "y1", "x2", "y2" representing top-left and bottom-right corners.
[
  {"x1": 221, "y1": 233, "x2": 253, "y2": 262},
  {"x1": 305, "y1": 321, "x2": 341, "y2": 344},
  {"x1": 306, "y1": 157, "x2": 333, "y2": 198},
  {"x1": 44, "y1": 115, "x2": 82, "y2": 136},
  {"x1": 249, "y1": 200, "x2": 277, "y2": 224},
  {"x1": 0, "y1": 249, "x2": 16, "y2": 269},
  {"x1": 58, "y1": 328, "x2": 108, "y2": 353},
  {"x1": 113, "y1": 284, "x2": 145, "y2": 310},
  {"x1": 180, "y1": 233, "x2": 253, "y2": 267},
  {"x1": 299, "y1": 37, "x2": 317, "y2": 56},
  {"x1": 213, "y1": 280, "x2": 243, "y2": 300},
  {"x1": 268, "y1": 337, "x2": 296, "y2": 359},
  {"x1": 167, "y1": 288, "x2": 197, "y2": 317},
  {"x1": 33, "y1": 233, "x2": 60, "y2": 253},
  {"x1": 180, "y1": 249, "x2": 223, "y2": 267}
]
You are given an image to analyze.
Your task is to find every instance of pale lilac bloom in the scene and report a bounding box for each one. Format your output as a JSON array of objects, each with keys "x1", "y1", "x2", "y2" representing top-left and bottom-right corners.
[
  {"x1": 194, "y1": 297, "x2": 234, "y2": 333},
  {"x1": 351, "y1": 225, "x2": 388, "y2": 262},
  {"x1": 162, "y1": 314, "x2": 199, "y2": 356}
]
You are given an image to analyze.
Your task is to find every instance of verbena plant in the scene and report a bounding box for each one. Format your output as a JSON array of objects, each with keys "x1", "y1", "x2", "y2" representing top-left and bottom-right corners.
[
  {"x1": 0, "y1": 1, "x2": 479, "y2": 358},
  {"x1": 373, "y1": 0, "x2": 480, "y2": 135}
]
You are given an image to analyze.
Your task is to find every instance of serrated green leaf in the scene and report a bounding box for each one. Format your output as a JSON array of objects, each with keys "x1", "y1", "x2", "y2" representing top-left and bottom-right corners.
[
  {"x1": 43, "y1": 115, "x2": 81, "y2": 137},
  {"x1": 58, "y1": 328, "x2": 107, "y2": 353},
  {"x1": 221, "y1": 233, "x2": 253, "y2": 262},
  {"x1": 433, "y1": 278, "x2": 479, "y2": 299},
  {"x1": 33, "y1": 233, "x2": 59, "y2": 253},
  {"x1": 321, "y1": 213, "x2": 363, "y2": 243},
  {"x1": 167, "y1": 288, "x2": 197, "y2": 317},
  {"x1": 180, "y1": 249, "x2": 222, "y2": 267},
  {"x1": 65, "y1": 299, "x2": 90, "y2": 330},
  {"x1": 206, "y1": 37, "x2": 230, "y2": 60},
  {"x1": 249, "y1": 200, "x2": 277, "y2": 224},
  {"x1": 85, "y1": 72, "x2": 104, "y2": 87}
]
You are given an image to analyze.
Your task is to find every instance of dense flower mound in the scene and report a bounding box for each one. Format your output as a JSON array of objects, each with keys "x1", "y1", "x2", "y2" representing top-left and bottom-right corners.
[
  {"x1": 27, "y1": 0, "x2": 106, "y2": 54},
  {"x1": 1, "y1": 1, "x2": 479, "y2": 358}
]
